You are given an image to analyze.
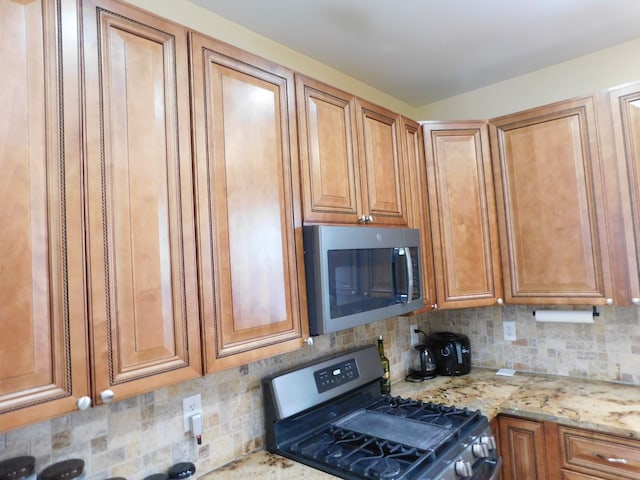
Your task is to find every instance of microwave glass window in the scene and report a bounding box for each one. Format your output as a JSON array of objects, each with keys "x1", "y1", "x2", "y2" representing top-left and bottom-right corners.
[{"x1": 327, "y1": 247, "x2": 418, "y2": 319}]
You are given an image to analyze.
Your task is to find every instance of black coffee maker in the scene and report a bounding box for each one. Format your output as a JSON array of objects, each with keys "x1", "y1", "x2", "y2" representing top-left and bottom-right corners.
[{"x1": 406, "y1": 329, "x2": 437, "y2": 382}]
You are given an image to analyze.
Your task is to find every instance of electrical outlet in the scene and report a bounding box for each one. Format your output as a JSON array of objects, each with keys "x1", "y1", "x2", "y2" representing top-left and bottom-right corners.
[
  {"x1": 503, "y1": 321, "x2": 517, "y2": 341},
  {"x1": 410, "y1": 324, "x2": 420, "y2": 346},
  {"x1": 182, "y1": 394, "x2": 202, "y2": 432}
]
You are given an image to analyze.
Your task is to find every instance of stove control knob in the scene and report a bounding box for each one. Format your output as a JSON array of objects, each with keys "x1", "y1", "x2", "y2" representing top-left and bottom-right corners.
[
  {"x1": 454, "y1": 460, "x2": 473, "y2": 477},
  {"x1": 481, "y1": 435, "x2": 497, "y2": 450},
  {"x1": 472, "y1": 442, "x2": 490, "y2": 458}
]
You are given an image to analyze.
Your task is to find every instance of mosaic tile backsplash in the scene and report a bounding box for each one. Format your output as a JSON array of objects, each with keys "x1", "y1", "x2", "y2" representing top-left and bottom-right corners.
[{"x1": 1, "y1": 306, "x2": 638, "y2": 479}]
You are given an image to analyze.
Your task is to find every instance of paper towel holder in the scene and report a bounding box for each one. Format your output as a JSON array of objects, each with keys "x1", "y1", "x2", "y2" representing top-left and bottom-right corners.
[{"x1": 532, "y1": 306, "x2": 599, "y2": 317}]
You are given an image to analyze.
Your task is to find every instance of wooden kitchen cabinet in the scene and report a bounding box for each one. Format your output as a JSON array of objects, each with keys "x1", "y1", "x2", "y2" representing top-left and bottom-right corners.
[
  {"x1": 607, "y1": 82, "x2": 640, "y2": 307},
  {"x1": 82, "y1": 0, "x2": 202, "y2": 404},
  {"x1": 498, "y1": 416, "x2": 550, "y2": 480},
  {"x1": 490, "y1": 97, "x2": 614, "y2": 305},
  {"x1": 422, "y1": 121, "x2": 503, "y2": 309},
  {"x1": 0, "y1": 0, "x2": 89, "y2": 432},
  {"x1": 190, "y1": 33, "x2": 309, "y2": 372},
  {"x1": 402, "y1": 118, "x2": 436, "y2": 310},
  {"x1": 557, "y1": 425, "x2": 640, "y2": 480},
  {"x1": 295, "y1": 75, "x2": 410, "y2": 226}
]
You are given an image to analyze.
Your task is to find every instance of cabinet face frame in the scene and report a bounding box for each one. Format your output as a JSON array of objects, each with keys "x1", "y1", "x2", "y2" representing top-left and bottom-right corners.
[
  {"x1": 190, "y1": 33, "x2": 309, "y2": 373},
  {"x1": 422, "y1": 121, "x2": 503, "y2": 309},
  {"x1": 0, "y1": 0, "x2": 89, "y2": 432},
  {"x1": 490, "y1": 97, "x2": 614, "y2": 305},
  {"x1": 82, "y1": 0, "x2": 202, "y2": 403}
]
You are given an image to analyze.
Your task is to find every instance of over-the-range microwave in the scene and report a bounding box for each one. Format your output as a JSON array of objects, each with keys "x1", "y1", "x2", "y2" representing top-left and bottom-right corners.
[{"x1": 302, "y1": 225, "x2": 423, "y2": 335}]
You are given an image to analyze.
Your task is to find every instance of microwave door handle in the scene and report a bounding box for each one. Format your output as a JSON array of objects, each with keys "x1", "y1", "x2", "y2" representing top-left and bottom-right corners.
[{"x1": 404, "y1": 247, "x2": 414, "y2": 302}]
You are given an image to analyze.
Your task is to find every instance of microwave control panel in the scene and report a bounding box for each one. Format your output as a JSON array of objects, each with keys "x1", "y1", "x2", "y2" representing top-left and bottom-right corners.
[{"x1": 314, "y1": 358, "x2": 360, "y2": 393}]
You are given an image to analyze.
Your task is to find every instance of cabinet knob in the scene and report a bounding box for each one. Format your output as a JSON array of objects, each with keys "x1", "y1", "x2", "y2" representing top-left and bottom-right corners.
[
  {"x1": 632, "y1": 297, "x2": 640, "y2": 305},
  {"x1": 76, "y1": 396, "x2": 92, "y2": 411},
  {"x1": 366, "y1": 215, "x2": 374, "y2": 223},
  {"x1": 358, "y1": 215, "x2": 367, "y2": 224},
  {"x1": 100, "y1": 389, "x2": 115, "y2": 404},
  {"x1": 605, "y1": 298, "x2": 614, "y2": 305},
  {"x1": 497, "y1": 298, "x2": 504, "y2": 305},
  {"x1": 305, "y1": 337, "x2": 314, "y2": 347}
]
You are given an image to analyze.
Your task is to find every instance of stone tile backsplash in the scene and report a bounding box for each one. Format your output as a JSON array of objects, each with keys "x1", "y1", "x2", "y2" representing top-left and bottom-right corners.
[
  {"x1": 1, "y1": 306, "x2": 638, "y2": 479},
  {"x1": 419, "y1": 305, "x2": 640, "y2": 385},
  {"x1": 0, "y1": 317, "x2": 415, "y2": 480}
]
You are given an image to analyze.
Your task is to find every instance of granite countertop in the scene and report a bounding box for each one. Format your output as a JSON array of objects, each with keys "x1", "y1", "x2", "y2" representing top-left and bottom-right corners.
[{"x1": 204, "y1": 368, "x2": 640, "y2": 478}]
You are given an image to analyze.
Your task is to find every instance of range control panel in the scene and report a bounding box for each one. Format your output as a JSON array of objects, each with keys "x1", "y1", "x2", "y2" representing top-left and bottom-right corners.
[{"x1": 314, "y1": 358, "x2": 360, "y2": 393}]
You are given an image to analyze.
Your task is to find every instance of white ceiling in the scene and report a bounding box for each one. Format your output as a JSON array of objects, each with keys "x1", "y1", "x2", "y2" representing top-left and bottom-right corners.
[{"x1": 189, "y1": 0, "x2": 640, "y2": 107}]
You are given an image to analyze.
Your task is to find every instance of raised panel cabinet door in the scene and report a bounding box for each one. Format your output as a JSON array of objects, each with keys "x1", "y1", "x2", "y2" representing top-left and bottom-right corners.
[
  {"x1": 490, "y1": 97, "x2": 613, "y2": 304},
  {"x1": 82, "y1": 0, "x2": 201, "y2": 404},
  {"x1": 423, "y1": 122, "x2": 503, "y2": 309},
  {"x1": 608, "y1": 83, "x2": 640, "y2": 305},
  {"x1": 0, "y1": 0, "x2": 88, "y2": 432},
  {"x1": 499, "y1": 416, "x2": 549, "y2": 480},
  {"x1": 190, "y1": 33, "x2": 308, "y2": 372},
  {"x1": 402, "y1": 118, "x2": 436, "y2": 311},
  {"x1": 356, "y1": 99, "x2": 409, "y2": 226},
  {"x1": 295, "y1": 74, "x2": 362, "y2": 224}
]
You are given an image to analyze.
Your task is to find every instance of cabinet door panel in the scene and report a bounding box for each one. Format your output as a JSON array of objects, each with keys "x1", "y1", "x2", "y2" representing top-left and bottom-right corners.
[
  {"x1": 357, "y1": 99, "x2": 408, "y2": 225},
  {"x1": 423, "y1": 122, "x2": 502, "y2": 308},
  {"x1": 491, "y1": 98, "x2": 612, "y2": 304},
  {"x1": 296, "y1": 75, "x2": 362, "y2": 223},
  {"x1": 191, "y1": 34, "x2": 308, "y2": 372},
  {"x1": 499, "y1": 416, "x2": 549, "y2": 480},
  {"x1": 0, "y1": 0, "x2": 88, "y2": 431},
  {"x1": 609, "y1": 84, "x2": 640, "y2": 304},
  {"x1": 402, "y1": 118, "x2": 436, "y2": 310},
  {"x1": 83, "y1": 0, "x2": 201, "y2": 402}
]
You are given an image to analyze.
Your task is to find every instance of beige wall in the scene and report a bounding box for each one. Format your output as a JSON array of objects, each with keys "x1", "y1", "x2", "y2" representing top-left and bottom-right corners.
[
  {"x1": 124, "y1": 0, "x2": 640, "y2": 122},
  {"x1": 417, "y1": 37, "x2": 640, "y2": 120},
  {"x1": 123, "y1": 0, "x2": 420, "y2": 119}
]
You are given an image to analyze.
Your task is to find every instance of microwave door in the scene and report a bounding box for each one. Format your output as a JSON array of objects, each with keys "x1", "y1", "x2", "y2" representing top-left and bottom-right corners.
[{"x1": 392, "y1": 247, "x2": 414, "y2": 303}]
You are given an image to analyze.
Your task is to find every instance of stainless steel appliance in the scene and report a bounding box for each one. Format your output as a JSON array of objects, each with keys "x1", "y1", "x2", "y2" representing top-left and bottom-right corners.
[
  {"x1": 429, "y1": 332, "x2": 471, "y2": 377},
  {"x1": 303, "y1": 225, "x2": 423, "y2": 335},
  {"x1": 263, "y1": 346, "x2": 501, "y2": 479}
]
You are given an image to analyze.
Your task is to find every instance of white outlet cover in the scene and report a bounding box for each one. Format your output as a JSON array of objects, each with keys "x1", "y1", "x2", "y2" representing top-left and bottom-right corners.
[
  {"x1": 182, "y1": 394, "x2": 202, "y2": 432},
  {"x1": 410, "y1": 325, "x2": 420, "y2": 346},
  {"x1": 503, "y1": 321, "x2": 517, "y2": 341}
]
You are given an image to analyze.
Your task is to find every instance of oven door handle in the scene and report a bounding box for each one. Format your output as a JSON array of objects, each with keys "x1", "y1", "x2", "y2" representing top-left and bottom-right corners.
[
  {"x1": 392, "y1": 247, "x2": 414, "y2": 303},
  {"x1": 404, "y1": 246, "x2": 414, "y2": 301}
]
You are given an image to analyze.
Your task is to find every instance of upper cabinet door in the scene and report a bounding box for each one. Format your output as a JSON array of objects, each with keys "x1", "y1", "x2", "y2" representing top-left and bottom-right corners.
[
  {"x1": 190, "y1": 33, "x2": 309, "y2": 372},
  {"x1": 83, "y1": 0, "x2": 201, "y2": 404},
  {"x1": 608, "y1": 83, "x2": 640, "y2": 306},
  {"x1": 295, "y1": 75, "x2": 362, "y2": 224},
  {"x1": 423, "y1": 122, "x2": 503, "y2": 309},
  {"x1": 356, "y1": 99, "x2": 409, "y2": 226},
  {"x1": 295, "y1": 75, "x2": 409, "y2": 226},
  {"x1": 402, "y1": 118, "x2": 436, "y2": 311},
  {"x1": 490, "y1": 97, "x2": 613, "y2": 305},
  {"x1": 0, "y1": 0, "x2": 88, "y2": 432}
]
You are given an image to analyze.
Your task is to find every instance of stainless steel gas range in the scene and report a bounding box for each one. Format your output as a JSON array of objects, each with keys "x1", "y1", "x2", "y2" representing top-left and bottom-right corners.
[{"x1": 263, "y1": 345, "x2": 501, "y2": 480}]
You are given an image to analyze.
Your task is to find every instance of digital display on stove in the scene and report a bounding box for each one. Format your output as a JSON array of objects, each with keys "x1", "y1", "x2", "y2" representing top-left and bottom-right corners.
[{"x1": 313, "y1": 358, "x2": 359, "y2": 393}]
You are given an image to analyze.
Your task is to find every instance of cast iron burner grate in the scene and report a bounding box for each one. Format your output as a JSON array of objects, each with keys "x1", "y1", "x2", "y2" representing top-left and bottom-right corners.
[
  {"x1": 289, "y1": 425, "x2": 433, "y2": 480},
  {"x1": 367, "y1": 396, "x2": 481, "y2": 432}
]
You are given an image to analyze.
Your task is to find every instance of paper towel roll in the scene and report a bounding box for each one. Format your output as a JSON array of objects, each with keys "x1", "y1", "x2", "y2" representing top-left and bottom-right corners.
[{"x1": 533, "y1": 310, "x2": 594, "y2": 324}]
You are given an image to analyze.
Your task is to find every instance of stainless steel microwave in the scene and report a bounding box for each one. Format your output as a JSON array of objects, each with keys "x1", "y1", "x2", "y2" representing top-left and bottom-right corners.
[{"x1": 303, "y1": 225, "x2": 423, "y2": 335}]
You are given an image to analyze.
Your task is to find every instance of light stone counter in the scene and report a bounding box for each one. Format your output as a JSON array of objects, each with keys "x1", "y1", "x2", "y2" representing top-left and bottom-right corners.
[{"x1": 203, "y1": 368, "x2": 640, "y2": 478}]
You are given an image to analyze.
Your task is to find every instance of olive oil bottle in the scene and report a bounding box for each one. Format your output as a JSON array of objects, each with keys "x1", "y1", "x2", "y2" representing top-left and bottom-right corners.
[{"x1": 378, "y1": 335, "x2": 391, "y2": 394}]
